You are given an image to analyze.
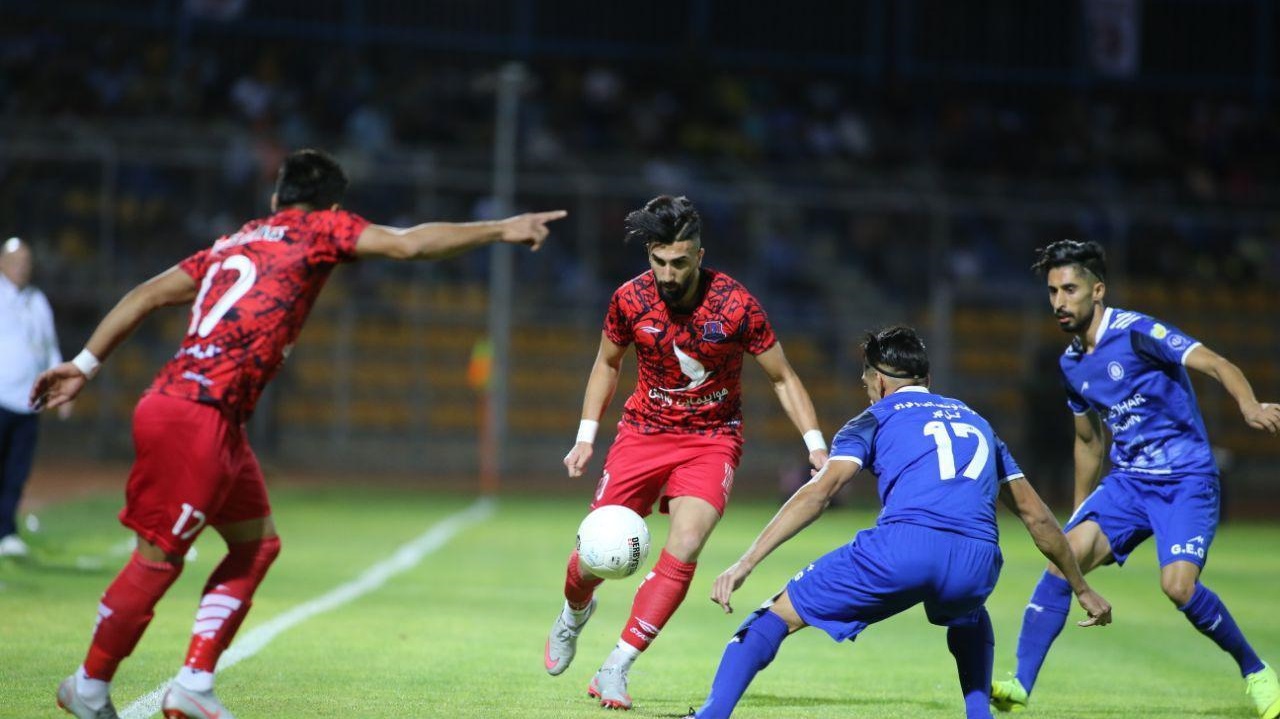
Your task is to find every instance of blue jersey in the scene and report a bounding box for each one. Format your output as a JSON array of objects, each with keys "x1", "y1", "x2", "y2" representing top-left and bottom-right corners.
[
  {"x1": 1059, "y1": 307, "x2": 1216, "y2": 480},
  {"x1": 828, "y1": 386, "x2": 1023, "y2": 543}
]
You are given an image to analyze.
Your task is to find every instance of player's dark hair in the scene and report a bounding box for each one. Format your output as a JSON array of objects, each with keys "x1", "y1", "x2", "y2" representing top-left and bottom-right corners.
[
  {"x1": 862, "y1": 325, "x2": 929, "y2": 380},
  {"x1": 1032, "y1": 239, "x2": 1107, "y2": 281},
  {"x1": 623, "y1": 195, "x2": 701, "y2": 246},
  {"x1": 274, "y1": 149, "x2": 349, "y2": 210}
]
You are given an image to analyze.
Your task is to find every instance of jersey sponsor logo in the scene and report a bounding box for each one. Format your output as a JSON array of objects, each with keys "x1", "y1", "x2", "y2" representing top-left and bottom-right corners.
[
  {"x1": 182, "y1": 370, "x2": 214, "y2": 387},
  {"x1": 701, "y1": 320, "x2": 727, "y2": 342},
  {"x1": 1150, "y1": 323, "x2": 1169, "y2": 339},
  {"x1": 1167, "y1": 334, "x2": 1188, "y2": 350},
  {"x1": 1107, "y1": 361, "x2": 1125, "y2": 381},
  {"x1": 1108, "y1": 392, "x2": 1146, "y2": 418},
  {"x1": 176, "y1": 343, "x2": 224, "y2": 360},
  {"x1": 648, "y1": 385, "x2": 728, "y2": 409},
  {"x1": 638, "y1": 325, "x2": 662, "y2": 334}
]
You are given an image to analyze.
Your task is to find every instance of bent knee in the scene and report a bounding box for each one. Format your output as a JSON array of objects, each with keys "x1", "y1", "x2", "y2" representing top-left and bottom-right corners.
[{"x1": 1161, "y1": 577, "x2": 1196, "y2": 606}]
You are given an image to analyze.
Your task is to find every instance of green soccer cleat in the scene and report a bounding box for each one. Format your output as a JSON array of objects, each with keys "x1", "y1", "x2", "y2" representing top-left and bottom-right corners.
[
  {"x1": 1246, "y1": 663, "x2": 1280, "y2": 719},
  {"x1": 990, "y1": 676, "x2": 1028, "y2": 713}
]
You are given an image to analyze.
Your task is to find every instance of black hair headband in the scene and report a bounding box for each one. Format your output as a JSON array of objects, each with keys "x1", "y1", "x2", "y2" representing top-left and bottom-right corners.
[{"x1": 868, "y1": 363, "x2": 924, "y2": 380}]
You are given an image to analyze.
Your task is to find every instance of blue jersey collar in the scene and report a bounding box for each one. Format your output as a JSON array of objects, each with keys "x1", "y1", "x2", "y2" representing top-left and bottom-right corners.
[{"x1": 1090, "y1": 306, "x2": 1114, "y2": 347}]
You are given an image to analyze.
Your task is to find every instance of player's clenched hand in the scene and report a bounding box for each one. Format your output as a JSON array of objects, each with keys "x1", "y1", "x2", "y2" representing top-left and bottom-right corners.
[
  {"x1": 29, "y1": 362, "x2": 88, "y2": 412},
  {"x1": 1243, "y1": 402, "x2": 1280, "y2": 435},
  {"x1": 499, "y1": 210, "x2": 568, "y2": 252},
  {"x1": 807, "y1": 448, "x2": 829, "y2": 475},
  {"x1": 711, "y1": 560, "x2": 754, "y2": 614},
  {"x1": 1075, "y1": 588, "x2": 1112, "y2": 627},
  {"x1": 564, "y1": 441, "x2": 593, "y2": 477}
]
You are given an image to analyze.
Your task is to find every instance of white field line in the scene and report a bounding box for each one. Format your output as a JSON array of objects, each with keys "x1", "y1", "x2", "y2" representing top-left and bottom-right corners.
[{"x1": 119, "y1": 497, "x2": 496, "y2": 719}]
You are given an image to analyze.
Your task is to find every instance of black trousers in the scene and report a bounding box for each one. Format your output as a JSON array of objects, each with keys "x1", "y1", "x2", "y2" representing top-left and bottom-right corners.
[{"x1": 0, "y1": 407, "x2": 39, "y2": 537}]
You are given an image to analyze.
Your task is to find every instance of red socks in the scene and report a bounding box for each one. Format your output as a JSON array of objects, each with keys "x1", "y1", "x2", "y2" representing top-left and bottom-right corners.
[
  {"x1": 184, "y1": 536, "x2": 281, "y2": 672},
  {"x1": 83, "y1": 552, "x2": 184, "y2": 681},
  {"x1": 564, "y1": 549, "x2": 605, "y2": 610},
  {"x1": 620, "y1": 549, "x2": 696, "y2": 652}
]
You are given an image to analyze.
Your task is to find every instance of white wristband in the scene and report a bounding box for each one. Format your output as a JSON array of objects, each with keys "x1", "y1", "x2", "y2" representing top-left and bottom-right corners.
[
  {"x1": 803, "y1": 429, "x2": 827, "y2": 452},
  {"x1": 575, "y1": 419, "x2": 599, "y2": 445},
  {"x1": 71, "y1": 349, "x2": 101, "y2": 380}
]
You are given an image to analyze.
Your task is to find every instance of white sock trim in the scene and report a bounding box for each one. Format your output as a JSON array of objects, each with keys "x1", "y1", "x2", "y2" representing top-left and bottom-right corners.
[
  {"x1": 176, "y1": 666, "x2": 215, "y2": 693},
  {"x1": 75, "y1": 666, "x2": 110, "y2": 709}
]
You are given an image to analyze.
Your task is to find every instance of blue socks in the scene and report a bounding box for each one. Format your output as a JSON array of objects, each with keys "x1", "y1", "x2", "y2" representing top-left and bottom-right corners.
[
  {"x1": 1014, "y1": 571, "x2": 1072, "y2": 693},
  {"x1": 695, "y1": 608, "x2": 789, "y2": 719},
  {"x1": 1179, "y1": 583, "x2": 1265, "y2": 677},
  {"x1": 948, "y1": 608, "x2": 995, "y2": 719}
]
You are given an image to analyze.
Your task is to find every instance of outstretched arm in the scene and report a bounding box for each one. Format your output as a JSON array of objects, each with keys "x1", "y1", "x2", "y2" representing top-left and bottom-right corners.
[
  {"x1": 354, "y1": 210, "x2": 567, "y2": 260},
  {"x1": 999, "y1": 478, "x2": 1112, "y2": 627},
  {"x1": 754, "y1": 343, "x2": 828, "y2": 470},
  {"x1": 1184, "y1": 345, "x2": 1280, "y2": 435},
  {"x1": 710, "y1": 459, "x2": 860, "y2": 613},
  {"x1": 30, "y1": 266, "x2": 197, "y2": 411},
  {"x1": 1071, "y1": 411, "x2": 1106, "y2": 509},
  {"x1": 563, "y1": 333, "x2": 628, "y2": 478}
]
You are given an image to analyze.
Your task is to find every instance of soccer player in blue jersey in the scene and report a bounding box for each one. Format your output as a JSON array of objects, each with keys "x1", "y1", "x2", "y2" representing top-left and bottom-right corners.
[
  {"x1": 991, "y1": 240, "x2": 1280, "y2": 718},
  {"x1": 684, "y1": 326, "x2": 1112, "y2": 719}
]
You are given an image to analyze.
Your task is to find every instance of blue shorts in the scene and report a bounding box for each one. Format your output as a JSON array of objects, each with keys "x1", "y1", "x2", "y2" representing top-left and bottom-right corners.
[
  {"x1": 786, "y1": 523, "x2": 1002, "y2": 643},
  {"x1": 1064, "y1": 472, "x2": 1219, "y2": 568}
]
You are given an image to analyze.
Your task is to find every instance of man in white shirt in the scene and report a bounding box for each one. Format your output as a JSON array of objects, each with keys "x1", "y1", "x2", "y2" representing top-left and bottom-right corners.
[{"x1": 0, "y1": 237, "x2": 67, "y2": 557}]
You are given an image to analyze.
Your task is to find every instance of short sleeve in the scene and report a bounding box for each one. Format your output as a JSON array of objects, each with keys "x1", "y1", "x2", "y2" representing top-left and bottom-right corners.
[
  {"x1": 603, "y1": 286, "x2": 633, "y2": 347},
  {"x1": 1060, "y1": 370, "x2": 1090, "y2": 415},
  {"x1": 829, "y1": 411, "x2": 877, "y2": 466},
  {"x1": 993, "y1": 434, "x2": 1024, "y2": 484},
  {"x1": 311, "y1": 209, "x2": 369, "y2": 264},
  {"x1": 742, "y1": 293, "x2": 777, "y2": 356},
  {"x1": 1129, "y1": 316, "x2": 1202, "y2": 368},
  {"x1": 178, "y1": 247, "x2": 213, "y2": 281}
]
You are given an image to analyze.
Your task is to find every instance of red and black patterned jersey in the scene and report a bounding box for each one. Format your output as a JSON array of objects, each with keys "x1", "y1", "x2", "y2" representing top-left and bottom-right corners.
[
  {"x1": 148, "y1": 208, "x2": 369, "y2": 422},
  {"x1": 604, "y1": 268, "x2": 777, "y2": 438}
]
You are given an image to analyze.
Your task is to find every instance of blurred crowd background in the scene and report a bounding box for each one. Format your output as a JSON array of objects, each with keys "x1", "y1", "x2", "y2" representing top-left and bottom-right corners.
[{"x1": 3, "y1": 0, "x2": 1277, "y2": 513}]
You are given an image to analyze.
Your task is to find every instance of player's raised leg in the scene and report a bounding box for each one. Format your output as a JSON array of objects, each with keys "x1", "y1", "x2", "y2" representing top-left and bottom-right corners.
[
  {"x1": 993, "y1": 520, "x2": 1112, "y2": 712},
  {"x1": 590, "y1": 496, "x2": 716, "y2": 710},
  {"x1": 545, "y1": 549, "x2": 602, "y2": 676}
]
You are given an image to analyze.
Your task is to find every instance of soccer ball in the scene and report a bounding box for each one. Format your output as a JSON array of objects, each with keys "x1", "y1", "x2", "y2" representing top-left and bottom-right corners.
[{"x1": 576, "y1": 505, "x2": 651, "y2": 580}]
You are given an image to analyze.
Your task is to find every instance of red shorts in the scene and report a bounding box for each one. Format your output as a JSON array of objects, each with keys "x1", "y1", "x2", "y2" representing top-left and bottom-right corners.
[
  {"x1": 591, "y1": 425, "x2": 743, "y2": 517},
  {"x1": 119, "y1": 393, "x2": 270, "y2": 555}
]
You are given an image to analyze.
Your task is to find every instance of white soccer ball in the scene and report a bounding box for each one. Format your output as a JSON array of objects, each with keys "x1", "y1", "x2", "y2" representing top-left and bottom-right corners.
[{"x1": 576, "y1": 505, "x2": 651, "y2": 580}]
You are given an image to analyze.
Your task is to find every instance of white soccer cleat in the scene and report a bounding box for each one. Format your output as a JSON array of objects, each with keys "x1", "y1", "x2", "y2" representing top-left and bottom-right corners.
[
  {"x1": 161, "y1": 682, "x2": 236, "y2": 719},
  {"x1": 545, "y1": 597, "x2": 596, "y2": 676},
  {"x1": 56, "y1": 675, "x2": 119, "y2": 719},
  {"x1": 588, "y1": 664, "x2": 633, "y2": 710},
  {"x1": 0, "y1": 533, "x2": 30, "y2": 557}
]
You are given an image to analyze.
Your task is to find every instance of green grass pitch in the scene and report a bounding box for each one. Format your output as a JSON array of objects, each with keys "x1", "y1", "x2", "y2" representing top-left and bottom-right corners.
[{"x1": 2, "y1": 483, "x2": 1276, "y2": 718}]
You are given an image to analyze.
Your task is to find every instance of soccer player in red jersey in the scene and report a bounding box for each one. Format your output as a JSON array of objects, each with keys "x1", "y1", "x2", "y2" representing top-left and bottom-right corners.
[
  {"x1": 30, "y1": 149, "x2": 565, "y2": 719},
  {"x1": 546, "y1": 195, "x2": 828, "y2": 710}
]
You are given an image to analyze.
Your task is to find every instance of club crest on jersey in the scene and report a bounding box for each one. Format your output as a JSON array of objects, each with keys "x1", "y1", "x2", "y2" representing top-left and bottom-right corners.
[
  {"x1": 701, "y1": 321, "x2": 727, "y2": 342},
  {"x1": 1107, "y1": 361, "x2": 1125, "y2": 381}
]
